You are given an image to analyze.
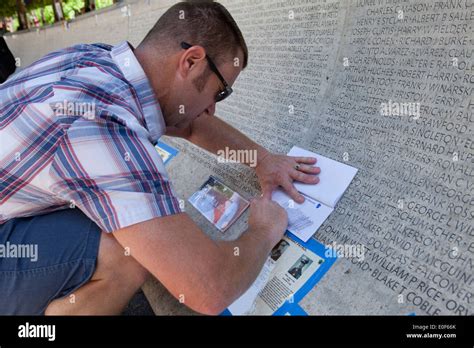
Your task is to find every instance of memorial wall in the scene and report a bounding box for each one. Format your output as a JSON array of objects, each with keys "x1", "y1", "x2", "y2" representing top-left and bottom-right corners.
[
  {"x1": 4, "y1": 0, "x2": 472, "y2": 315},
  {"x1": 152, "y1": 0, "x2": 473, "y2": 315}
]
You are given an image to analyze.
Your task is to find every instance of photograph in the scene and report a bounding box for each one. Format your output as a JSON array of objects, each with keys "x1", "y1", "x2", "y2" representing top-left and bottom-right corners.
[
  {"x1": 288, "y1": 255, "x2": 313, "y2": 280},
  {"x1": 188, "y1": 176, "x2": 249, "y2": 232},
  {"x1": 155, "y1": 145, "x2": 171, "y2": 163},
  {"x1": 270, "y1": 239, "x2": 290, "y2": 261},
  {"x1": 154, "y1": 141, "x2": 179, "y2": 165}
]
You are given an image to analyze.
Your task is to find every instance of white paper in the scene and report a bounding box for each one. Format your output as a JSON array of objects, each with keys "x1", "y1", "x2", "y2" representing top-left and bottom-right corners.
[
  {"x1": 227, "y1": 257, "x2": 275, "y2": 315},
  {"x1": 287, "y1": 146, "x2": 358, "y2": 208},
  {"x1": 272, "y1": 189, "x2": 333, "y2": 242},
  {"x1": 228, "y1": 236, "x2": 324, "y2": 315},
  {"x1": 227, "y1": 146, "x2": 357, "y2": 315}
]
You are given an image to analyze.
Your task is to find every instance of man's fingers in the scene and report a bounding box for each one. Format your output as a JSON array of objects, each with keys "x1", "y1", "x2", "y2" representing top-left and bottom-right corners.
[
  {"x1": 295, "y1": 163, "x2": 320, "y2": 175},
  {"x1": 290, "y1": 156, "x2": 317, "y2": 164},
  {"x1": 281, "y1": 180, "x2": 304, "y2": 204},
  {"x1": 291, "y1": 170, "x2": 320, "y2": 184}
]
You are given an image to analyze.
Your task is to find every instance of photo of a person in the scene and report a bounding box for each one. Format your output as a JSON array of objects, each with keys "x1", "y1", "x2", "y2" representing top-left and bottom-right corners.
[
  {"x1": 270, "y1": 240, "x2": 290, "y2": 261},
  {"x1": 288, "y1": 255, "x2": 313, "y2": 279}
]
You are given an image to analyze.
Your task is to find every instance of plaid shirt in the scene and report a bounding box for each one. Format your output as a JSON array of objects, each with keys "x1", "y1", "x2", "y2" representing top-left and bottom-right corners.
[{"x1": 0, "y1": 41, "x2": 182, "y2": 232}]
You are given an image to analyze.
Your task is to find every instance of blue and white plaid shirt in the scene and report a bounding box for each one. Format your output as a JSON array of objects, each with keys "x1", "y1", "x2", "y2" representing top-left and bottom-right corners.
[{"x1": 0, "y1": 41, "x2": 182, "y2": 232}]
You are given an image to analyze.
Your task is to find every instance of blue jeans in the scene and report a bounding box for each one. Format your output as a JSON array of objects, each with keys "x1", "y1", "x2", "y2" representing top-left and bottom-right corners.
[{"x1": 0, "y1": 208, "x2": 101, "y2": 315}]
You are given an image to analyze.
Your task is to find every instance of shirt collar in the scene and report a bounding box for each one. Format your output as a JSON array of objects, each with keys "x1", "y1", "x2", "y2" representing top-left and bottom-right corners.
[{"x1": 110, "y1": 41, "x2": 165, "y2": 144}]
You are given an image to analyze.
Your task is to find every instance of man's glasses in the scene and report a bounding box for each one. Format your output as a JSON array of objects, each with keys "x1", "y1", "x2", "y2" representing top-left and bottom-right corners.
[{"x1": 180, "y1": 42, "x2": 233, "y2": 102}]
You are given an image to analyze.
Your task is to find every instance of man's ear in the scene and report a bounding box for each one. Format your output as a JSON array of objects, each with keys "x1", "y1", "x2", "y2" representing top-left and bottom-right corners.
[{"x1": 178, "y1": 45, "x2": 207, "y2": 79}]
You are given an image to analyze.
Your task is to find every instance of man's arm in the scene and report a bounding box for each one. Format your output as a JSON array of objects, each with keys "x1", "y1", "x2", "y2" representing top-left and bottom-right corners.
[
  {"x1": 166, "y1": 112, "x2": 271, "y2": 165},
  {"x1": 113, "y1": 196, "x2": 287, "y2": 315},
  {"x1": 166, "y1": 112, "x2": 321, "y2": 203}
]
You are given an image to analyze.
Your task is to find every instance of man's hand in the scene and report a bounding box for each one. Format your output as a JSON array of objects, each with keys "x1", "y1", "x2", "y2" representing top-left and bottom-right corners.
[
  {"x1": 256, "y1": 152, "x2": 320, "y2": 204},
  {"x1": 113, "y1": 200, "x2": 288, "y2": 315},
  {"x1": 248, "y1": 196, "x2": 288, "y2": 248},
  {"x1": 167, "y1": 114, "x2": 321, "y2": 204}
]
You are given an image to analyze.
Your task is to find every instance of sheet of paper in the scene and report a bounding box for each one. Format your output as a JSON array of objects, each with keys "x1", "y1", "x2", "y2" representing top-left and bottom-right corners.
[
  {"x1": 227, "y1": 236, "x2": 325, "y2": 315},
  {"x1": 227, "y1": 257, "x2": 275, "y2": 315},
  {"x1": 287, "y1": 146, "x2": 358, "y2": 208},
  {"x1": 272, "y1": 189, "x2": 333, "y2": 242},
  {"x1": 155, "y1": 141, "x2": 178, "y2": 165}
]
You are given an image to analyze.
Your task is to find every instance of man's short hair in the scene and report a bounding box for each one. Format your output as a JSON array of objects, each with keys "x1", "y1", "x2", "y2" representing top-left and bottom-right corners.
[{"x1": 141, "y1": 0, "x2": 248, "y2": 69}]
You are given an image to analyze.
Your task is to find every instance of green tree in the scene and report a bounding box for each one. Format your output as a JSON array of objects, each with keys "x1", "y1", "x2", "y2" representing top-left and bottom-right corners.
[
  {"x1": 0, "y1": 0, "x2": 17, "y2": 18},
  {"x1": 2, "y1": 0, "x2": 114, "y2": 31},
  {"x1": 16, "y1": 0, "x2": 29, "y2": 30},
  {"x1": 96, "y1": 0, "x2": 114, "y2": 10},
  {"x1": 62, "y1": 0, "x2": 85, "y2": 20},
  {"x1": 0, "y1": 0, "x2": 16, "y2": 33},
  {"x1": 26, "y1": 0, "x2": 70, "y2": 23},
  {"x1": 84, "y1": 0, "x2": 94, "y2": 12},
  {"x1": 26, "y1": 0, "x2": 48, "y2": 25}
]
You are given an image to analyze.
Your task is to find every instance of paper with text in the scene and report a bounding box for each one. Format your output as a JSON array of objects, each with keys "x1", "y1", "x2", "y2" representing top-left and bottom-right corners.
[
  {"x1": 271, "y1": 146, "x2": 358, "y2": 242},
  {"x1": 288, "y1": 146, "x2": 358, "y2": 208},
  {"x1": 272, "y1": 189, "x2": 333, "y2": 242},
  {"x1": 228, "y1": 236, "x2": 325, "y2": 315}
]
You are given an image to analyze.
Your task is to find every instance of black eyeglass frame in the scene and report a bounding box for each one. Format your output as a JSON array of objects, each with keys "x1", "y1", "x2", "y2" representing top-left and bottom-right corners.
[{"x1": 180, "y1": 41, "x2": 233, "y2": 102}]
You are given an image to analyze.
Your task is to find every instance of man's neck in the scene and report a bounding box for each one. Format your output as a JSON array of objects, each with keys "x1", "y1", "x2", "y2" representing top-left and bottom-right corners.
[{"x1": 134, "y1": 44, "x2": 173, "y2": 124}]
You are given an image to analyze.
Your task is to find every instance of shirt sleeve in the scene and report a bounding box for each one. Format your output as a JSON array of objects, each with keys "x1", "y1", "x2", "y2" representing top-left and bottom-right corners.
[{"x1": 49, "y1": 114, "x2": 183, "y2": 233}]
